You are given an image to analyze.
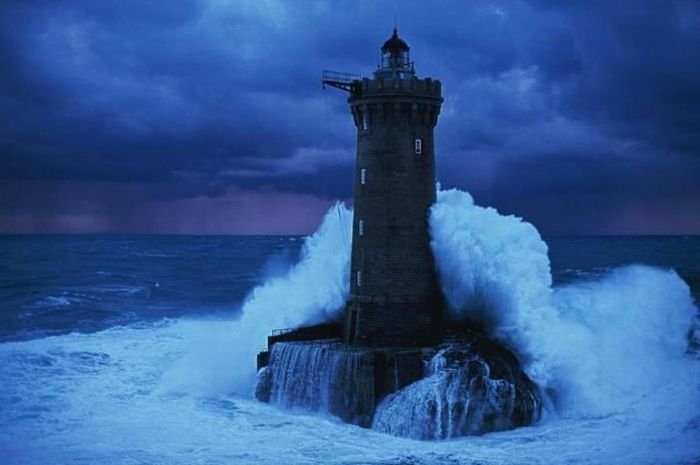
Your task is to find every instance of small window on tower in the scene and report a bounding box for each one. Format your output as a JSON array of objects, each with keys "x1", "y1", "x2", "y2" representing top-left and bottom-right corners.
[
  {"x1": 415, "y1": 138, "x2": 423, "y2": 155},
  {"x1": 359, "y1": 219, "x2": 364, "y2": 236},
  {"x1": 356, "y1": 270, "x2": 362, "y2": 287},
  {"x1": 360, "y1": 168, "x2": 367, "y2": 185},
  {"x1": 362, "y1": 112, "x2": 369, "y2": 131}
]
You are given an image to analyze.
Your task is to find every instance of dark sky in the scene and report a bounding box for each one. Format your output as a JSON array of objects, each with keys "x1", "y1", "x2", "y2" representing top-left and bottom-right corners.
[{"x1": 1, "y1": 0, "x2": 699, "y2": 235}]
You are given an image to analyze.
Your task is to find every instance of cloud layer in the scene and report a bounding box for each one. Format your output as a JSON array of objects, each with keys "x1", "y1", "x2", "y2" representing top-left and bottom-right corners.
[{"x1": 1, "y1": 0, "x2": 698, "y2": 234}]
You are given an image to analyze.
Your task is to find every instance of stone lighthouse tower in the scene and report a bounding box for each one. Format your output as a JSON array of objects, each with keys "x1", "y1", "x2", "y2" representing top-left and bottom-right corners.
[
  {"x1": 324, "y1": 29, "x2": 444, "y2": 347},
  {"x1": 257, "y1": 29, "x2": 541, "y2": 436}
]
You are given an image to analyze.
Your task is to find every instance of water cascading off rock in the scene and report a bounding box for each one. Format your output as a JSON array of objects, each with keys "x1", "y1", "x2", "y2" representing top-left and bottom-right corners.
[
  {"x1": 257, "y1": 341, "x2": 376, "y2": 426},
  {"x1": 373, "y1": 347, "x2": 540, "y2": 439},
  {"x1": 256, "y1": 330, "x2": 541, "y2": 439}
]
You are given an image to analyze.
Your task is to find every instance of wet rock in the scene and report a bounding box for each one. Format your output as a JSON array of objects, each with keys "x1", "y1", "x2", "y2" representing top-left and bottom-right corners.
[
  {"x1": 372, "y1": 338, "x2": 540, "y2": 439},
  {"x1": 255, "y1": 366, "x2": 272, "y2": 403},
  {"x1": 256, "y1": 330, "x2": 541, "y2": 439}
]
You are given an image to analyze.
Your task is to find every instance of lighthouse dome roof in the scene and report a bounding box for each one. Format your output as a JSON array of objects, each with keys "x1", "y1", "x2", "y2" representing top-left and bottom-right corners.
[{"x1": 381, "y1": 28, "x2": 409, "y2": 53}]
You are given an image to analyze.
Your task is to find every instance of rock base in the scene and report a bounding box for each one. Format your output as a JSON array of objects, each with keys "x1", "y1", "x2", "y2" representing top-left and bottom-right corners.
[{"x1": 256, "y1": 325, "x2": 541, "y2": 438}]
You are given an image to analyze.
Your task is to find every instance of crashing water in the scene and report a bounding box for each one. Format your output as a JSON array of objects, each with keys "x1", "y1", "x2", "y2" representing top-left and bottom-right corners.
[
  {"x1": 260, "y1": 336, "x2": 540, "y2": 438},
  {"x1": 256, "y1": 189, "x2": 698, "y2": 440},
  {"x1": 247, "y1": 187, "x2": 699, "y2": 454},
  {"x1": 159, "y1": 203, "x2": 353, "y2": 396},
  {"x1": 1, "y1": 317, "x2": 697, "y2": 465},
  {"x1": 430, "y1": 189, "x2": 699, "y2": 420},
  {"x1": 2, "y1": 188, "x2": 699, "y2": 464},
  {"x1": 261, "y1": 342, "x2": 375, "y2": 425},
  {"x1": 372, "y1": 348, "x2": 531, "y2": 440}
]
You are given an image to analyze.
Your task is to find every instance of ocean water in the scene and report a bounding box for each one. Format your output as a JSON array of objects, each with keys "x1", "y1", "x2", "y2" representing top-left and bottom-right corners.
[{"x1": 1, "y1": 197, "x2": 699, "y2": 464}]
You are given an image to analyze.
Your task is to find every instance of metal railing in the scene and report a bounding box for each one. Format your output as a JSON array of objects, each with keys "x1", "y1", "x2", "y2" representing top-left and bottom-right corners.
[
  {"x1": 322, "y1": 70, "x2": 361, "y2": 84},
  {"x1": 322, "y1": 70, "x2": 362, "y2": 92},
  {"x1": 271, "y1": 328, "x2": 295, "y2": 336}
]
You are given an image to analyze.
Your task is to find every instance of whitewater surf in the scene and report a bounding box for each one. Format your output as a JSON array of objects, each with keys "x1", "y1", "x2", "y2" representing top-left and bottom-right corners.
[{"x1": 1, "y1": 188, "x2": 698, "y2": 464}]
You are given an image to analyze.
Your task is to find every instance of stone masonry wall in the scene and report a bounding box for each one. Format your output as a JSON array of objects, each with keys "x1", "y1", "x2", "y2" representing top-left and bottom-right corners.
[{"x1": 345, "y1": 77, "x2": 444, "y2": 347}]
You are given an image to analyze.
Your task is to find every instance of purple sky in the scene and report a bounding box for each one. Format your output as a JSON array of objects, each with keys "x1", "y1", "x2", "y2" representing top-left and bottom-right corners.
[{"x1": 1, "y1": 0, "x2": 699, "y2": 235}]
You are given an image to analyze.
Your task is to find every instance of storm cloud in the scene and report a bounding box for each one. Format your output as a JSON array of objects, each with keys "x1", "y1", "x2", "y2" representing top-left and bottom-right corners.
[{"x1": 1, "y1": 0, "x2": 698, "y2": 234}]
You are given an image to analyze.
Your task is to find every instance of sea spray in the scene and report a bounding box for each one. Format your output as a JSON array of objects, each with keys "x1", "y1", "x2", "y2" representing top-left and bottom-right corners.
[
  {"x1": 372, "y1": 346, "x2": 540, "y2": 439},
  {"x1": 262, "y1": 342, "x2": 376, "y2": 424},
  {"x1": 549, "y1": 265, "x2": 698, "y2": 417},
  {"x1": 161, "y1": 186, "x2": 698, "y2": 429},
  {"x1": 429, "y1": 188, "x2": 556, "y2": 380},
  {"x1": 159, "y1": 203, "x2": 352, "y2": 395},
  {"x1": 2, "y1": 233, "x2": 699, "y2": 463},
  {"x1": 428, "y1": 188, "x2": 698, "y2": 420}
]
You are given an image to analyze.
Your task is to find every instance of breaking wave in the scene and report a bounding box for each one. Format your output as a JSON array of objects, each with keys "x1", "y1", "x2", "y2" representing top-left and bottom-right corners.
[
  {"x1": 159, "y1": 203, "x2": 352, "y2": 395},
  {"x1": 163, "y1": 187, "x2": 698, "y2": 430},
  {"x1": 429, "y1": 189, "x2": 698, "y2": 420}
]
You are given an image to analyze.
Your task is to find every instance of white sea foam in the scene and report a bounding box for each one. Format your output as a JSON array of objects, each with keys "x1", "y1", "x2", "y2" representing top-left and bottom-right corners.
[
  {"x1": 429, "y1": 188, "x2": 555, "y2": 375},
  {"x1": 549, "y1": 265, "x2": 697, "y2": 417},
  {"x1": 161, "y1": 187, "x2": 699, "y2": 425},
  {"x1": 0, "y1": 317, "x2": 697, "y2": 465},
  {"x1": 27, "y1": 295, "x2": 75, "y2": 309},
  {"x1": 1, "y1": 188, "x2": 699, "y2": 464},
  {"x1": 149, "y1": 186, "x2": 700, "y2": 463},
  {"x1": 158, "y1": 203, "x2": 352, "y2": 396},
  {"x1": 428, "y1": 188, "x2": 699, "y2": 421}
]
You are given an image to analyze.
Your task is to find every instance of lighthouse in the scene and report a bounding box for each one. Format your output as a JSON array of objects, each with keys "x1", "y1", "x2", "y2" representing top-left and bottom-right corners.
[
  {"x1": 323, "y1": 28, "x2": 445, "y2": 347},
  {"x1": 256, "y1": 29, "x2": 541, "y2": 437}
]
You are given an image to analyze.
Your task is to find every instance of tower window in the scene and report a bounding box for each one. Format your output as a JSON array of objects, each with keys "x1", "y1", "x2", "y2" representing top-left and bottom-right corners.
[
  {"x1": 360, "y1": 168, "x2": 367, "y2": 185},
  {"x1": 359, "y1": 219, "x2": 364, "y2": 236},
  {"x1": 415, "y1": 138, "x2": 423, "y2": 154},
  {"x1": 356, "y1": 270, "x2": 362, "y2": 287},
  {"x1": 361, "y1": 112, "x2": 369, "y2": 131}
]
